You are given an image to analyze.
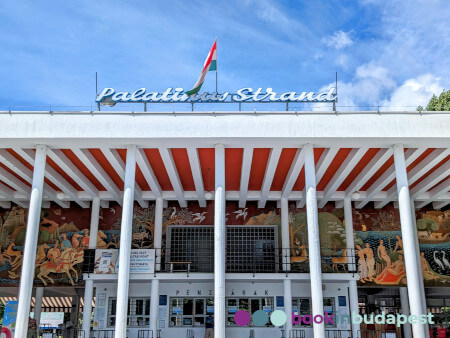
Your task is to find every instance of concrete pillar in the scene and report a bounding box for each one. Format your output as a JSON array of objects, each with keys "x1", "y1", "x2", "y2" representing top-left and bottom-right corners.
[
  {"x1": 344, "y1": 198, "x2": 359, "y2": 337},
  {"x1": 34, "y1": 287, "x2": 44, "y2": 335},
  {"x1": 82, "y1": 197, "x2": 100, "y2": 335},
  {"x1": 115, "y1": 145, "x2": 137, "y2": 338},
  {"x1": 154, "y1": 198, "x2": 163, "y2": 271},
  {"x1": 400, "y1": 287, "x2": 413, "y2": 338},
  {"x1": 411, "y1": 199, "x2": 429, "y2": 336},
  {"x1": 150, "y1": 279, "x2": 159, "y2": 335},
  {"x1": 281, "y1": 198, "x2": 291, "y2": 271},
  {"x1": 393, "y1": 144, "x2": 425, "y2": 338},
  {"x1": 304, "y1": 144, "x2": 325, "y2": 337},
  {"x1": 70, "y1": 295, "x2": 80, "y2": 324},
  {"x1": 16, "y1": 145, "x2": 47, "y2": 337},
  {"x1": 348, "y1": 281, "x2": 359, "y2": 338},
  {"x1": 214, "y1": 144, "x2": 226, "y2": 338},
  {"x1": 283, "y1": 279, "x2": 292, "y2": 336}
]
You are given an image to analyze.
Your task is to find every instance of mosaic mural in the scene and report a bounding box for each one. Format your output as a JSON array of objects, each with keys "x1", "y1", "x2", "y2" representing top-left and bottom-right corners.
[{"x1": 0, "y1": 202, "x2": 448, "y2": 287}]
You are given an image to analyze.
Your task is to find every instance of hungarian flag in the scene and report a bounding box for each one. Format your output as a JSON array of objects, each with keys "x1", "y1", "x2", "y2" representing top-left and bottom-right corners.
[{"x1": 186, "y1": 39, "x2": 217, "y2": 96}]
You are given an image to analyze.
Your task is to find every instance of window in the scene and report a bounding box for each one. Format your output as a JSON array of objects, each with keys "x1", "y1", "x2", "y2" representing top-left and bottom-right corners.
[
  {"x1": 169, "y1": 298, "x2": 214, "y2": 327},
  {"x1": 167, "y1": 225, "x2": 278, "y2": 273},
  {"x1": 226, "y1": 297, "x2": 274, "y2": 326},
  {"x1": 292, "y1": 297, "x2": 335, "y2": 328},
  {"x1": 107, "y1": 298, "x2": 150, "y2": 327}
]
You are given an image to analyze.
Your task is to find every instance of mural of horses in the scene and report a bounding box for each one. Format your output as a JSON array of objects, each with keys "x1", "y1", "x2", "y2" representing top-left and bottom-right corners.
[{"x1": 36, "y1": 248, "x2": 84, "y2": 286}]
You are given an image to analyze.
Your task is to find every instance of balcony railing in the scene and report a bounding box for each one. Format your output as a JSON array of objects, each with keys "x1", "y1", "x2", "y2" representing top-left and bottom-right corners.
[{"x1": 154, "y1": 247, "x2": 357, "y2": 274}]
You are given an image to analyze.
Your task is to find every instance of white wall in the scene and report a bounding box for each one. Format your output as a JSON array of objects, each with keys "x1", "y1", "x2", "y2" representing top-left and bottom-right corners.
[{"x1": 93, "y1": 281, "x2": 351, "y2": 338}]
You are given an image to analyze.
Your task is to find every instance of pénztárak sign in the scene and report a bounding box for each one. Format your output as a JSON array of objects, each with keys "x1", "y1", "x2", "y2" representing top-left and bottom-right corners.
[{"x1": 96, "y1": 87, "x2": 337, "y2": 104}]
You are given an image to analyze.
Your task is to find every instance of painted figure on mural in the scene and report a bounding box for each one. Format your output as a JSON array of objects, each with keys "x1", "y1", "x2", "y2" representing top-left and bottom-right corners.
[
  {"x1": 60, "y1": 233, "x2": 72, "y2": 251},
  {"x1": 364, "y1": 243, "x2": 375, "y2": 281},
  {"x1": 377, "y1": 240, "x2": 392, "y2": 267},
  {"x1": 81, "y1": 229, "x2": 90, "y2": 248},
  {"x1": 356, "y1": 244, "x2": 368, "y2": 283},
  {"x1": 393, "y1": 235, "x2": 403, "y2": 255},
  {"x1": 421, "y1": 252, "x2": 439, "y2": 280},
  {"x1": 47, "y1": 241, "x2": 62, "y2": 272},
  {"x1": 374, "y1": 255, "x2": 406, "y2": 285},
  {"x1": 71, "y1": 232, "x2": 83, "y2": 248}
]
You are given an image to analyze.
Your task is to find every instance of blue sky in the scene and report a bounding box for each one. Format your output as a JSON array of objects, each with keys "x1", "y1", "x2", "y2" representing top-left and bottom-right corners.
[{"x1": 0, "y1": 0, "x2": 449, "y2": 109}]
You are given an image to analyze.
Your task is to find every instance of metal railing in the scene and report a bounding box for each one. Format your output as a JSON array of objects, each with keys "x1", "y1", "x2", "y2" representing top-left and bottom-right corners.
[
  {"x1": 155, "y1": 247, "x2": 358, "y2": 274},
  {"x1": 89, "y1": 331, "x2": 116, "y2": 338},
  {"x1": 325, "y1": 330, "x2": 352, "y2": 338},
  {"x1": 186, "y1": 329, "x2": 194, "y2": 338},
  {"x1": 358, "y1": 329, "x2": 385, "y2": 338},
  {"x1": 39, "y1": 329, "x2": 85, "y2": 338},
  {"x1": 136, "y1": 330, "x2": 161, "y2": 338},
  {"x1": 290, "y1": 329, "x2": 306, "y2": 338},
  {"x1": 1, "y1": 104, "x2": 448, "y2": 114}
]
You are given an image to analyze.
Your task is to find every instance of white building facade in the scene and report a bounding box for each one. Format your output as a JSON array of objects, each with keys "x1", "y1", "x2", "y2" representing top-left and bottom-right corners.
[{"x1": 0, "y1": 110, "x2": 448, "y2": 338}]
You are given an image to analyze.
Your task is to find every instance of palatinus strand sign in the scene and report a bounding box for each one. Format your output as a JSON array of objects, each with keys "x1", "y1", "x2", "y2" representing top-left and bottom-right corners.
[{"x1": 96, "y1": 87, "x2": 337, "y2": 104}]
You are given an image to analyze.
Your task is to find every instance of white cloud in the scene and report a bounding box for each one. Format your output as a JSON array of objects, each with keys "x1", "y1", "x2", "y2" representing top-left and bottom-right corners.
[
  {"x1": 324, "y1": 62, "x2": 396, "y2": 107},
  {"x1": 322, "y1": 30, "x2": 354, "y2": 49},
  {"x1": 381, "y1": 74, "x2": 444, "y2": 110},
  {"x1": 319, "y1": 64, "x2": 443, "y2": 111}
]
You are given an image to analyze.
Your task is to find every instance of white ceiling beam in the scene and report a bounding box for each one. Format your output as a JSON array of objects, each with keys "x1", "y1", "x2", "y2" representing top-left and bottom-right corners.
[
  {"x1": 377, "y1": 148, "x2": 450, "y2": 208},
  {"x1": 46, "y1": 149, "x2": 100, "y2": 198},
  {"x1": 71, "y1": 149, "x2": 122, "y2": 205},
  {"x1": 0, "y1": 188, "x2": 447, "y2": 206},
  {"x1": 239, "y1": 148, "x2": 253, "y2": 208},
  {"x1": 257, "y1": 147, "x2": 282, "y2": 208},
  {"x1": 13, "y1": 148, "x2": 89, "y2": 208},
  {"x1": 0, "y1": 181, "x2": 28, "y2": 208},
  {"x1": 101, "y1": 148, "x2": 148, "y2": 208},
  {"x1": 282, "y1": 148, "x2": 305, "y2": 198},
  {"x1": 410, "y1": 162, "x2": 450, "y2": 198},
  {"x1": 158, "y1": 148, "x2": 187, "y2": 207},
  {"x1": 432, "y1": 201, "x2": 449, "y2": 209},
  {"x1": 297, "y1": 147, "x2": 339, "y2": 208},
  {"x1": 415, "y1": 178, "x2": 450, "y2": 208},
  {"x1": 136, "y1": 149, "x2": 162, "y2": 199},
  {"x1": 318, "y1": 148, "x2": 368, "y2": 208},
  {"x1": 186, "y1": 148, "x2": 206, "y2": 207},
  {"x1": 0, "y1": 150, "x2": 69, "y2": 208},
  {"x1": 0, "y1": 201, "x2": 11, "y2": 209},
  {"x1": 336, "y1": 148, "x2": 393, "y2": 208},
  {"x1": 373, "y1": 147, "x2": 432, "y2": 208},
  {"x1": 356, "y1": 148, "x2": 422, "y2": 209}
]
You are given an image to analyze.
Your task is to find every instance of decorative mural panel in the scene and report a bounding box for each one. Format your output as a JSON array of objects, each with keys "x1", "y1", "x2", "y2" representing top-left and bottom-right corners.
[
  {"x1": 0, "y1": 202, "x2": 448, "y2": 287},
  {"x1": 351, "y1": 208, "x2": 450, "y2": 287},
  {"x1": 0, "y1": 205, "x2": 90, "y2": 287}
]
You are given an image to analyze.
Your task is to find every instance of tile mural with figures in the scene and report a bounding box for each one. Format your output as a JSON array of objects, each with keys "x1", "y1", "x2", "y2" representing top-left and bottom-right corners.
[{"x1": 0, "y1": 201, "x2": 448, "y2": 287}]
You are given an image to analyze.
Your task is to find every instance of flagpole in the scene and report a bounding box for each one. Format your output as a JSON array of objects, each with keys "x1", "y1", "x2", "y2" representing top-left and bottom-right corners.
[{"x1": 215, "y1": 37, "x2": 218, "y2": 93}]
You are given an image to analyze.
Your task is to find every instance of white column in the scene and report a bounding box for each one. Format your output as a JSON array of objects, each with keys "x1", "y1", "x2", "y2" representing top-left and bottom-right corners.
[
  {"x1": 400, "y1": 287, "x2": 413, "y2": 338},
  {"x1": 150, "y1": 279, "x2": 159, "y2": 334},
  {"x1": 349, "y1": 281, "x2": 359, "y2": 338},
  {"x1": 344, "y1": 198, "x2": 359, "y2": 338},
  {"x1": 154, "y1": 198, "x2": 163, "y2": 271},
  {"x1": 393, "y1": 144, "x2": 425, "y2": 338},
  {"x1": 115, "y1": 145, "x2": 137, "y2": 338},
  {"x1": 411, "y1": 199, "x2": 429, "y2": 336},
  {"x1": 304, "y1": 144, "x2": 325, "y2": 337},
  {"x1": 34, "y1": 287, "x2": 44, "y2": 335},
  {"x1": 283, "y1": 279, "x2": 292, "y2": 336},
  {"x1": 82, "y1": 197, "x2": 100, "y2": 335},
  {"x1": 281, "y1": 198, "x2": 290, "y2": 271},
  {"x1": 15, "y1": 145, "x2": 47, "y2": 337},
  {"x1": 214, "y1": 144, "x2": 226, "y2": 338}
]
